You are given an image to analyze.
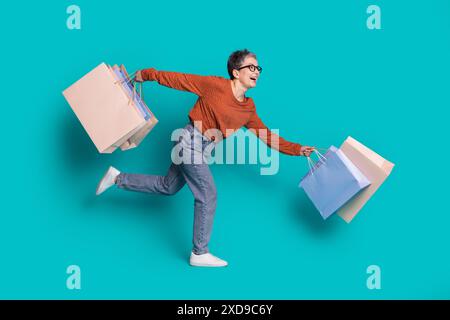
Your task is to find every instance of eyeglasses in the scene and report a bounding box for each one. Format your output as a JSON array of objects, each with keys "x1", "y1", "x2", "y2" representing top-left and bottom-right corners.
[{"x1": 237, "y1": 64, "x2": 263, "y2": 73}]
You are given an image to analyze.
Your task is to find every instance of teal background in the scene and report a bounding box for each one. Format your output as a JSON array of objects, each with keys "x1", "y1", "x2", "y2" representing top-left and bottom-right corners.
[{"x1": 1, "y1": 0, "x2": 449, "y2": 299}]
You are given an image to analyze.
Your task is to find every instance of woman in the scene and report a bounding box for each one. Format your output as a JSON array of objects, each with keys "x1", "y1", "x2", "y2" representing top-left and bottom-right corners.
[{"x1": 96, "y1": 49, "x2": 315, "y2": 267}]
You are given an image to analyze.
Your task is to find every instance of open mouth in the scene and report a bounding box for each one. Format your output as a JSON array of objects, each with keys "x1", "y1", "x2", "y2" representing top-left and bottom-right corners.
[{"x1": 250, "y1": 77, "x2": 257, "y2": 81}]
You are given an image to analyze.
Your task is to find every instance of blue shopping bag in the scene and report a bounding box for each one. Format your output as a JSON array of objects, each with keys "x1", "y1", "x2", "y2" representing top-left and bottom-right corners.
[{"x1": 299, "y1": 146, "x2": 371, "y2": 220}]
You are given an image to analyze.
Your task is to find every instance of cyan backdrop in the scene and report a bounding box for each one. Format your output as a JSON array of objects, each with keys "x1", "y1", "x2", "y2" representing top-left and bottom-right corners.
[{"x1": 1, "y1": 0, "x2": 449, "y2": 299}]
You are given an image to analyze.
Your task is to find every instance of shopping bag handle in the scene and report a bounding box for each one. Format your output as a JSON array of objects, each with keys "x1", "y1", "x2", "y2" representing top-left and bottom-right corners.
[
  {"x1": 305, "y1": 148, "x2": 327, "y2": 175},
  {"x1": 114, "y1": 70, "x2": 145, "y2": 105},
  {"x1": 306, "y1": 156, "x2": 315, "y2": 174},
  {"x1": 131, "y1": 81, "x2": 144, "y2": 104},
  {"x1": 314, "y1": 149, "x2": 326, "y2": 162},
  {"x1": 115, "y1": 71, "x2": 137, "y2": 86}
]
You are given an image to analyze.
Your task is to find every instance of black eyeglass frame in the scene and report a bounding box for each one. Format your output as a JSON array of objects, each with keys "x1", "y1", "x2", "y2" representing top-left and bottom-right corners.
[{"x1": 237, "y1": 64, "x2": 263, "y2": 73}]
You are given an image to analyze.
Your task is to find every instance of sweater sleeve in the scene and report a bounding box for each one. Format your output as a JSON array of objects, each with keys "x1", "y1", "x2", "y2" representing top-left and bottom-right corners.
[
  {"x1": 141, "y1": 68, "x2": 214, "y2": 97},
  {"x1": 245, "y1": 111, "x2": 302, "y2": 156}
]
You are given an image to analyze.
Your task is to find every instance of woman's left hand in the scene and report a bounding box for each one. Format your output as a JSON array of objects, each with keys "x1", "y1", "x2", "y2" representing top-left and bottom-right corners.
[{"x1": 300, "y1": 145, "x2": 315, "y2": 157}]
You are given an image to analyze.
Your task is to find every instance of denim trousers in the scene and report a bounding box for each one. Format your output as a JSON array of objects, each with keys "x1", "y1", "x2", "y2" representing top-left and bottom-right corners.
[{"x1": 115, "y1": 122, "x2": 216, "y2": 255}]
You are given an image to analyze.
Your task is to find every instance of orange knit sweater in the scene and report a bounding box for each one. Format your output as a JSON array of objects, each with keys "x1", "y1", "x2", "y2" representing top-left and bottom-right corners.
[{"x1": 141, "y1": 68, "x2": 302, "y2": 156}]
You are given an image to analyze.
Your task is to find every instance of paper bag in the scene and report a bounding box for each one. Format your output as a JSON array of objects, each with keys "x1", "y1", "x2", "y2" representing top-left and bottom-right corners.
[{"x1": 337, "y1": 137, "x2": 394, "y2": 223}]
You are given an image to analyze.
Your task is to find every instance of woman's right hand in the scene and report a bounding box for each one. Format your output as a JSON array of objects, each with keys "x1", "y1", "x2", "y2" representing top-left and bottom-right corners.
[{"x1": 134, "y1": 70, "x2": 144, "y2": 82}]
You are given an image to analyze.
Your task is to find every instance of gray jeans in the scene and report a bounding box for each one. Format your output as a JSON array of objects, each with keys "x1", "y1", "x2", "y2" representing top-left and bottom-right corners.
[{"x1": 115, "y1": 122, "x2": 216, "y2": 255}]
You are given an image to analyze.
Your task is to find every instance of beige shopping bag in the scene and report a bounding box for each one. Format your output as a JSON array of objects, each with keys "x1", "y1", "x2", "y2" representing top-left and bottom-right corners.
[
  {"x1": 62, "y1": 62, "x2": 147, "y2": 153},
  {"x1": 337, "y1": 137, "x2": 395, "y2": 223},
  {"x1": 121, "y1": 116, "x2": 158, "y2": 150}
]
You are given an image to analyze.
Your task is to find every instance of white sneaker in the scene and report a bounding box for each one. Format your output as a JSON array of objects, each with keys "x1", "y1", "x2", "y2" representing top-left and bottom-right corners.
[
  {"x1": 96, "y1": 166, "x2": 121, "y2": 195},
  {"x1": 189, "y1": 252, "x2": 228, "y2": 267}
]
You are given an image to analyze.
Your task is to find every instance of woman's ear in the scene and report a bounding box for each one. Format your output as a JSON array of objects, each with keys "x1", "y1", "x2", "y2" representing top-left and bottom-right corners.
[{"x1": 233, "y1": 69, "x2": 240, "y2": 79}]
